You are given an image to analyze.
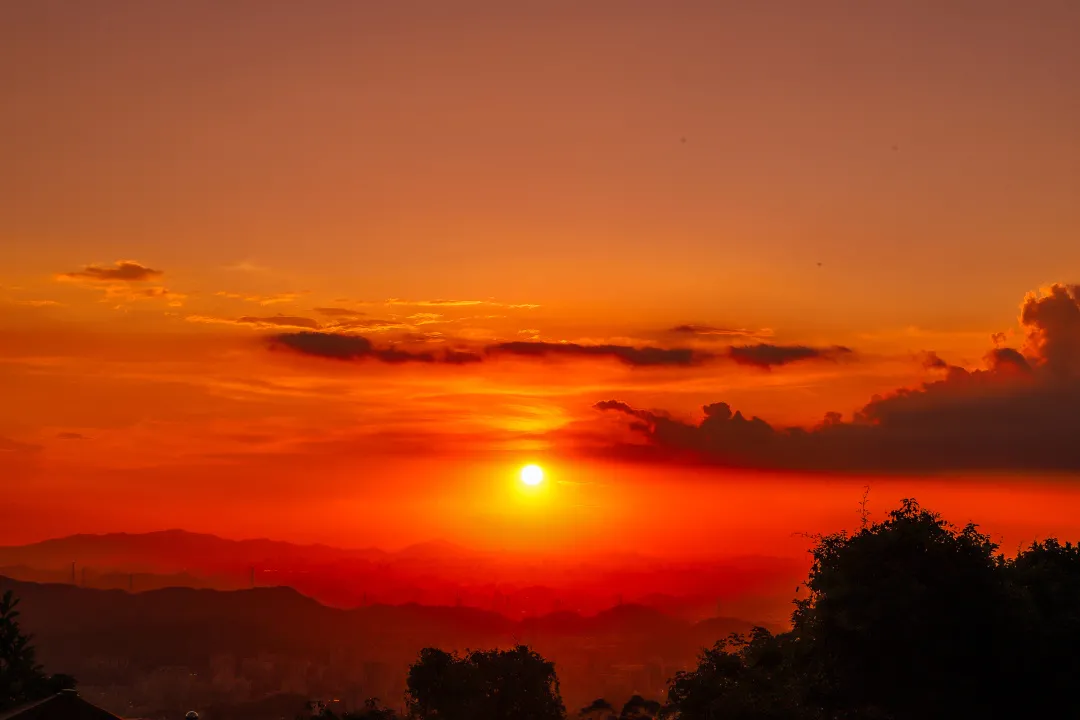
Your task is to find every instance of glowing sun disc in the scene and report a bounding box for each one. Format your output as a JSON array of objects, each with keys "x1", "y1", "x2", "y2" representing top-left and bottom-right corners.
[{"x1": 520, "y1": 464, "x2": 544, "y2": 486}]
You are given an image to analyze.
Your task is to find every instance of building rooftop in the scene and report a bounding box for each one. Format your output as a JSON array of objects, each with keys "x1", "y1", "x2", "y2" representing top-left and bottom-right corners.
[{"x1": 0, "y1": 691, "x2": 123, "y2": 720}]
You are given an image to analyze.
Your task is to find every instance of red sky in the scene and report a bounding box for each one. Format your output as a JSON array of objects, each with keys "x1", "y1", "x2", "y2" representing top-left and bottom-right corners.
[{"x1": 2, "y1": 1, "x2": 1079, "y2": 558}]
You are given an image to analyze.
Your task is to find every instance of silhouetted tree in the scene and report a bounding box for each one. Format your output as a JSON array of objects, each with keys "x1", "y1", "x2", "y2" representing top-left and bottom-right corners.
[
  {"x1": 406, "y1": 645, "x2": 565, "y2": 720},
  {"x1": 663, "y1": 499, "x2": 1080, "y2": 720},
  {"x1": 619, "y1": 694, "x2": 661, "y2": 719},
  {"x1": 665, "y1": 627, "x2": 806, "y2": 720},
  {"x1": 1008, "y1": 538, "x2": 1080, "y2": 717},
  {"x1": 309, "y1": 698, "x2": 400, "y2": 720},
  {"x1": 0, "y1": 590, "x2": 76, "y2": 711},
  {"x1": 792, "y1": 498, "x2": 1012, "y2": 718},
  {"x1": 578, "y1": 697, "x2": 616, "y2": 719}
]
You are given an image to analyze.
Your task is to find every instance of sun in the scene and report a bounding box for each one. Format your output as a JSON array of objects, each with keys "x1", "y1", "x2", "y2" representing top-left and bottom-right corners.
[{"x1": 520, "y1": 464, "x2": 544, "y2": 486}]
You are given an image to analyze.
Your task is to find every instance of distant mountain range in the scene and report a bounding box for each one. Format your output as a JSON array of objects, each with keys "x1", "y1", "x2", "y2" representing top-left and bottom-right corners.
[
  {"x1": 0, "y1": 529, "x2": 805, "y2": 623},
  {"x1": 0, "y1": 529, "x2": 390, "y2": 571},
  {"x1": 0, "y1": 575, "x2": 773, "y2": 718}
]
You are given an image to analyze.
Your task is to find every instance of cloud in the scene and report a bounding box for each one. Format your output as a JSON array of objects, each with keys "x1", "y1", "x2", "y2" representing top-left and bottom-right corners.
[
  {"x1": 487, "y1": 341, "x2": 704, "y2": 367},
  {"x1": 187, "y1": 315, "x2": 321, "y2": 330},
  {"x1": 192, "y1": 313, "x2": 441, "y2": 334},
  {"x1": 57, "y1": 260, "x2": 162, "y2": 282},
  {"x1": 922, "y1": 351, "x2": 949, "y2": 369},
  {"x1": 272, "y1": 332, "x2": 374, "y2": 359},
  {"x1": 223, "y1": 261, "x2": 271, "y2": 274},
  {"x1": 344, "y1": 298, "x2": 540, "y2": 309},
  {"x1": 238, "y1": 315, "x2": 321, "y2": 330},
  {"x1": 314, "y1": 307, "x2": 365, "y2": 317},
  {"x1": 986, "y1": 346, "x2": 1031, "y2": 373},
  {"x1": 54, "y1": 261, "x2": 183, "y2": 304},
  {"x1": 398, "y1": 298, "x2": 486, "y2": 307},
  {"x1": 270, "y1": 331, "x2": 481, "y2": 365},
  {"x1": 216, "y1": 291, "x2": 306, "y2": 306},
  {"x1": 325, "y1": 318, "x2": 413, "y2": 332},
  {"x1": 443, "y1": 349, "x2": 484, "y2": 365},
  {"x1": 1020, "y1": 284, "x2": 1080, "y2": 379},
  {"x1": 595, "y1": 284, "x2": 1080, "y2": 472},
  {"x1": 15, "y1": 300, "x2": 63, "y2": 307},
  {"x1": 484, "y1": 340, "x2": 850, "y2": 369},
  {"x1": 56, "y1": 432, "x2": 87, "y2": 440},
  {"x1": 0, "y1": 437, "x2": 41, "y2": 454},
  {"x1": 103, "y1": 285, "x2": 187, "y2": 306},
  {"x1": 594, "y1": 400, "x2": 654, "y2": 421},
  {"x1": 726, "y1": 343, "x2": 853, "y2": 370},
  {"x1": 670, "y1": 324, "x2": 773, "y2": 340},
  {"x1": 268, "y1": 331, "x2": 857, "y2": 371}
]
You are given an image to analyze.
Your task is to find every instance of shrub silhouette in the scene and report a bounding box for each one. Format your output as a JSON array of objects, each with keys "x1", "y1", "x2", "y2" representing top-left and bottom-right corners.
[
  {"x1": 0, "y1": 590, "x2": 77, "y2": 711},
  {"x1": 406, "y1": 644, "x2": 565, "y2": 720},
  {"x1": 619, "y1": 694, "x2": 662, "y2": 719},
  {"x1": 579, "y1": 697, "x2": 617, "y2": 719},
  {"x1": 665, "y1": 499, "x2": 1080, "y2": 720},
  {"x1": 309, "y1": 698, "x2": 400, "y2": 720}
]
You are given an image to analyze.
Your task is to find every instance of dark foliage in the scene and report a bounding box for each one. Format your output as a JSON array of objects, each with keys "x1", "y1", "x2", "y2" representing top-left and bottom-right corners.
[
  {"x1": 578, "y1": 695, "x2": 661, "y2": 720},
  {"x1": 309, "y1": 698, "x2": 401, "y2": 719},
  {"x1": 619, "y1": 694, "x2": 662, "y2": 719},
  {"x1": 579, "y1": 697, "x2": 616, "y2": 719},
  {"x1": 406, "y1": 645, "x2": 565, "y2": 720},
  {"x1": 664, "y1": 499, "x2": 1080, "y2": 720},
  {"x1": 0, "y1": 590, "x2": 76, "y2": 711}
]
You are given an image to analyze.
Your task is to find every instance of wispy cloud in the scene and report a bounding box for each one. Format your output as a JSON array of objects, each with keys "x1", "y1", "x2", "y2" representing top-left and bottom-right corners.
[
  {"x1": 669, "y1": 324, "x2": 774, "y2": 340},
  {"x1": 103, "y1": 285, "x2": 187, "y2": 307},
  {"x1": 215, "y1": 291, "x2": 307, "y2": 306},
  {"x1": 314, "y1": 307, "x2": 366, "y2": 317},
  {"x1": 343, "y1": 298, "x2": 540, "y2": 309},
  {"x1": 223, "y1": 261, "x2": 272, "y2": 274},
  {"x1": 15, "y1": 300, "x2": 63, "y2": 307},
  {"x1": 187, "y1": 314, "x2": 321, "y2": 330},
  {"x1": 56, "y1": 260, "x2": 162, "y2": 282}
]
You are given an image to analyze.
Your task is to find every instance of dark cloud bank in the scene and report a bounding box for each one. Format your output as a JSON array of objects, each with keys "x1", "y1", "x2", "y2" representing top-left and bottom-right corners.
[
  {"x1": 486, "y1": 341, "x2": 850, "y2": 369},
  {"x1": 270, "y1": 334, "x2": 850, "y2": 370},
  {"x1": 598, "y1": 284, "x2": 1080, "y2": 473},
  {"x1": 271, "y1": 332, "x2": 482, "y2": 365}
]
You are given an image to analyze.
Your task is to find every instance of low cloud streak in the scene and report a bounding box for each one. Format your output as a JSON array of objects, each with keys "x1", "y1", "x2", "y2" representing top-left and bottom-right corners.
[{"x1": 57, "y1": 261, "x2": 162, "y2": 283}]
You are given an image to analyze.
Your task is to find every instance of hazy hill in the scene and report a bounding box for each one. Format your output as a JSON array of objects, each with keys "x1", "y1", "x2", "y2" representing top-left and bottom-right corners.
[
  {"x1": 0, "y1": 530, "x2": 804, "y2": 623},
  {"x1": 0, "y1": 575, "x2": 767, "y2": 718},
  {"x1": 0, "y1": 530, "x2": 388, "y2": 573},
  {"x1": 0, "y1": 577, "x2": 762, "y2": 662}
]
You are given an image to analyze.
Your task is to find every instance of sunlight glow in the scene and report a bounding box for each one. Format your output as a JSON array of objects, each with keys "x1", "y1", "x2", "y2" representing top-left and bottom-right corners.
[{"x1": 520, "y1": 464, "x2": 544, "y2": 486}]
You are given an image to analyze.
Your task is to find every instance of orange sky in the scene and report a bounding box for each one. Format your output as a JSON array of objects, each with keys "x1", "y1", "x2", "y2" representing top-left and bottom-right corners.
[{"x1": 2, "y1": 1, "x2": 1079, "y2": 555}]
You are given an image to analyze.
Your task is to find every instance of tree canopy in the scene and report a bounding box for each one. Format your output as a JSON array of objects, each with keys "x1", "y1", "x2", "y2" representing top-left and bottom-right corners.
[
  {"x1": 406, "y1": 645, "x2": 565, "y2": 720},
  {"x1": 0, "y1": 590, "x2": 76, "y2": 711},
  {"x1": 664, "y1": 499, "x2": 1080, "y2": 720},
  {"x1": 578, "y1": 695, "x2": 661, "y2": 720},
  {"x1": 310, "y1": 698, "x2": 401, "y2": 720}
]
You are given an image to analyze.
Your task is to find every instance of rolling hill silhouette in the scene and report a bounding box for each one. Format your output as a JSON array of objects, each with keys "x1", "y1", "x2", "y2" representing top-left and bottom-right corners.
[
  {"x1": 0, "y1": 576, "x2": 768, "y2": 718},
  {"x1": 0, "y1": 530, "x2": 804, "y2": 623}
]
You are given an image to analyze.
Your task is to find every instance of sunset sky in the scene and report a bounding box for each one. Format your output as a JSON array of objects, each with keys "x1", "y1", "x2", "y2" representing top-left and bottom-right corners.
[{"x1": 2, "y1": 1, "x2": 1079, "y2": 557}]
